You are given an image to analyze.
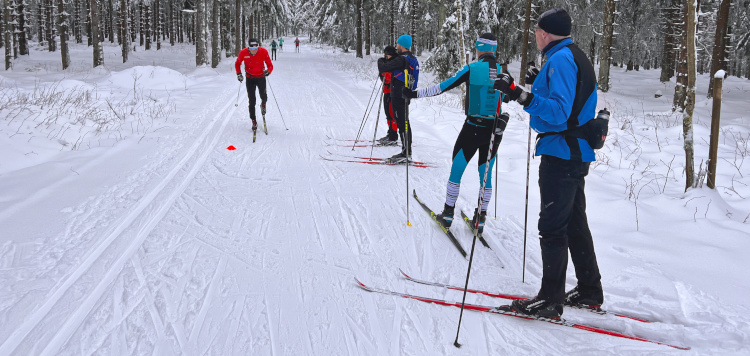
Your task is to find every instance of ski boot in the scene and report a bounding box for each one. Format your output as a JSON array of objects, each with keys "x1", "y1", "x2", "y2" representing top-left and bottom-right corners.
[
  {"x1": 261, "y1": 101, "x2": 267, "y2": 116},
  {"x1": 252, "y1": 119, "x2": 258, "y2": 131},
  {"x1": 564, "y1": 286, "x2": 604, "y2": 310},
  {"x1": 507, "y1": 296, "x2": 563, "y2": 319},
  {"x1": 436, "y1": 204, "x2": 455, "y2": 228},
  {"x1": 470, "y1": 208, "x2": 487, "y2": 235}
]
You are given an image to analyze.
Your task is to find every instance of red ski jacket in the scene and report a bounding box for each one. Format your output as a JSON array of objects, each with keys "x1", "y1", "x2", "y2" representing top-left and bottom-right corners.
[{"x1": 235, "y1": 47, "x2": 273, "y2": 78}]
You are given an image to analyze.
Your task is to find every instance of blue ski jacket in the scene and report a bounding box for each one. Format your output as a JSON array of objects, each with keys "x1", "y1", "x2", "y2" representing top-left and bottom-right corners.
[{"x1": 525, "y1": 38, "x2": 597, "y2": 162}]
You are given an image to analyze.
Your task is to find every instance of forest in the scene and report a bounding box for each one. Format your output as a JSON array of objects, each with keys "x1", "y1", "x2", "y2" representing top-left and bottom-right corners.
[{"x1": 2, "y1": 0, "x2": 748, "y2": 92}]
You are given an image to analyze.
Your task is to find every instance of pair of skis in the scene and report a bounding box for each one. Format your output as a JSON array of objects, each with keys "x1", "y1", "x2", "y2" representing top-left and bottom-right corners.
[
  {"x1": 355, "y1": 272, "x2": 689, "y2": 350},
  {"x1": 412, "y1": 190, "x2": 490, "y2": 258},
  {"x1": 320, "y1": 153, "x2": 437, "y2": 168}
]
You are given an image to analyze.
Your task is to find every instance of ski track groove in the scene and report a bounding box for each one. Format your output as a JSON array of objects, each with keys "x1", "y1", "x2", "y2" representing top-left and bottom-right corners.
[
  {"x1": 0, "y1": 89, "x2": 238, "y2": 356},
  {"x1": 188, "y1": 256, "x2": 227, "y2": 347},
  {"x1": 263, "y1": 294, "x2": 277, "y2": 356}
]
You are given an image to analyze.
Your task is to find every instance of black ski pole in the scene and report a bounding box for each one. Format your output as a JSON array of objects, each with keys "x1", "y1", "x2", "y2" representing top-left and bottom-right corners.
[
  {"x1": 353, "y1": 80, "x2": 384, "y2": 150},
  {"x1": 522, "y1": 124, "x2": 532, "y2": 283},
  {"x1": 404, "y1": 69, "x2": 412, "y2": 227},
  {"x1": 454, "y1": 97, "x2": 506, "y2": 348},
  {"x1": 266, "y1": 77, "x2": 289, "y2": 130},
  {"x1": 368, "y1": 90, "x2": 385, "y2": 160}
]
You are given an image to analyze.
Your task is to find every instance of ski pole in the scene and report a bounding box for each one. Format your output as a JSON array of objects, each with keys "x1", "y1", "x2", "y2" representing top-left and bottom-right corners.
[
  {"x1": 522, "y1": 123, "x2": 532, "y2": 283},
  {"x1": 454, "y1": 95, "x2": 505, "y2": 348},
  {"x1": 353, "y1": 79, "x2": 384, "y2": 149},
  {"x1": 235, "y1": 80, "x2": 243, "y2": 107},
  {"x1": 368, "y1": 89, "x2": 385, "y2": 160},
  {"x1": 404, "y1": 69, "x2": 411, "y2": 227},
  {"x1": 266, "y1": 77, "x2": 289, "y2": 130}
]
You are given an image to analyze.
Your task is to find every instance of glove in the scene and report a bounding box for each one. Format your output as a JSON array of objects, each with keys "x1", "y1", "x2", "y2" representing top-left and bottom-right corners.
[
  {"x1": 237, "y1": 73, "x2": 243, "y2": 82},
  {"x1": 264, "y1": 69, "x2": 270, "y2": 77},
  {"x1": 525, "y1": 61, "x2": 539, "y2": 85},
  {"x1": 495, "y1": 113, "x2": 510, "y2": 135},
  {"x1": 495, "y1": 73, "x2": 533, "y2": 107},
  {"x1": 402, "y1": 88, "x2": 418, "y2": 99}
]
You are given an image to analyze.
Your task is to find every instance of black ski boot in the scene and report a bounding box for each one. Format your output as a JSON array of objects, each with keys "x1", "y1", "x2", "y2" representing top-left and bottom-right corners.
[
  {"x1": 471, "y1": 208, "x2": 487, "y2": 235},
  {"x1": 261, "y1": 101, "x2": 267, "y2": 116},
  {"x1": 436, "y1": 204, "x2": 455, "y2": 228},
  {"x1": 564, "y1": 286, "x2": 604, "y2": 309},
  {"x1": 508, "y1": 296, "x2": 563, "y2": 319},
  {"x1": 252, "y1": 119, "x2": 258, "y2": 131}
]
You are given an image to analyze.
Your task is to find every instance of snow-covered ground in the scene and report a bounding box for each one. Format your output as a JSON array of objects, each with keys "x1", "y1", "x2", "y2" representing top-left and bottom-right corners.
[{"x1": 1, "y1": 38, "x2": 749, "y2": 355}]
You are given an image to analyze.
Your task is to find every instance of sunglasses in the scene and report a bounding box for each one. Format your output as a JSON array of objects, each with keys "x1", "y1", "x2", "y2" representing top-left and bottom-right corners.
[{"x1": 249, "y1": 43, "x2": 259, "y2": 49}]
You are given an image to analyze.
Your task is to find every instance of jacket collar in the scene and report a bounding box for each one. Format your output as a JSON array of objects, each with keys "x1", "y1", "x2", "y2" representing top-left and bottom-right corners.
[
  {"x1": 477, "y1": 53, "x2": 496, "y2": 62},
  {"x1": 542, "y1": 38, "x2": 573, "y2": 58}
]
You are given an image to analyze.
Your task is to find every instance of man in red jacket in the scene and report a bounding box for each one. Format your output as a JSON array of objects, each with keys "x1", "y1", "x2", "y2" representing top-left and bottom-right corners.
[{"x1": 235, "y1": 38, "x2": 273, "y2": 131}]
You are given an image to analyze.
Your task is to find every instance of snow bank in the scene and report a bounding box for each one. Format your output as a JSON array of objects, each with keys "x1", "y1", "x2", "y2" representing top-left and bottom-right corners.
[{"x1": 106, "y1": 65, "x2": 193, "y2": 91}]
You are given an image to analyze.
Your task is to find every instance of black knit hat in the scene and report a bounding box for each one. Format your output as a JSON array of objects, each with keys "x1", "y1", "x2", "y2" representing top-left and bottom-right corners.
[
  {"x1": 384, "y1": 45, "x2": 397, "y2": 57},
  {"x1": 537, "y1": 8, "x2": 571, "y2": 36},
  {"x1": 248, "y1": 38, "x2": 259, "y2": 47}
]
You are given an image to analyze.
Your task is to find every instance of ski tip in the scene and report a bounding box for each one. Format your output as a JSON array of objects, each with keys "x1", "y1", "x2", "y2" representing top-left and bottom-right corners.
[
  {"x1": 354, "y1": 278, "x2": 372, "y2": 291},
  {"x1": 407, "y1": 221, "x2": 412, "y2": 227},
  {"x1": 398, "y1": 268, "x2": 411, "y2": 279}
]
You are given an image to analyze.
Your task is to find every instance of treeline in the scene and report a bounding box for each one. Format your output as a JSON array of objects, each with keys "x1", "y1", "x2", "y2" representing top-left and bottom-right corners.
[{"x1": 0, "y1": 0, "x2": 287, "y2": 69}]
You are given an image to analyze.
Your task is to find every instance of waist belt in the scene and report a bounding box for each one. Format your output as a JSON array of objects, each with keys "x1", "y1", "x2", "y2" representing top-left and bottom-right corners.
[{"x1": 466, "y1": 116, "x2": 493, "y2": 126}]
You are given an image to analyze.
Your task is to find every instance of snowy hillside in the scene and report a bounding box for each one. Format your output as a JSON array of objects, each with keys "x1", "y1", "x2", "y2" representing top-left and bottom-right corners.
[{"x1": 1, "y1": 40, "x2": 749, "y2": 355}]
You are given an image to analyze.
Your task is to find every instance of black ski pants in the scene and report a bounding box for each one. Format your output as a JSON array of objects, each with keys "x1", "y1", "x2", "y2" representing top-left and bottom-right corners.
[
  {"x1": 245, "y1": 76, "x2": 267, "y2": 120},
  {"x1": 383, "y1": 93, "x2": 398, "y2": 140},
  {"x1": 536, "y1": 155, "x2": 602, "y2": 304},
  {"x1": 390, "y1": 86, "x2": 412, "y2": 154},
  {"x1": 271, "y1": 49, "x2": 277, "y2": 60}
]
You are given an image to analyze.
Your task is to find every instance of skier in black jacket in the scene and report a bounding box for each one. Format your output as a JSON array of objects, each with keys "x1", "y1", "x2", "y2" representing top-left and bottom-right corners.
[{"x1": 377, "y1": 34, "x2": 420, "y2": 163}]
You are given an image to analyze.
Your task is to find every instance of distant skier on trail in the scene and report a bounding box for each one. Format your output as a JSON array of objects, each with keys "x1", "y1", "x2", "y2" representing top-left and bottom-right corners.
[
  {"x1": 377, "y1": 34, "x2": 419, "y2": 164},
  {"x1": 493, "y1": 8, "x2": 603, "y2": 320},
  {"x1": 402, "y1": 33, "x2": 507, "y2": 235},
  {"x1": 279, "y1": 37, "x2": 284, "y2": 51},
  {"x1": 235, "y1": 38, "x2": 273, "y2": 133},
  {"x1": 270, "y1": 40, "x2": 278, "y2": 60},
  {"x1": 294, "y1": 38, "x2": 300, "y2": 52},
  {"x1": 375, "y1": 45, "x2": 399, "y2": 146}
]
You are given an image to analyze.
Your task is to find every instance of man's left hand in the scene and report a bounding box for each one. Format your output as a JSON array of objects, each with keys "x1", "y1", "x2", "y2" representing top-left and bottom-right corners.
[{"x1": 264, "y1": 70, "x2": 270, "y2": 77}]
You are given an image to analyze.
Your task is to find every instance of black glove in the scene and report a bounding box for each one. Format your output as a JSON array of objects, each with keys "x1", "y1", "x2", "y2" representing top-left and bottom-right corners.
[
  {"x1": 495, "y1": 113, "x2": 510, "y2": 135},
  {"x1": 402, "y1": 88, "x2": 418, "y2": 99},
  {"x1": 237, "y1": 73, "x2": 243, "y2": 82},
  {"x1": 264, "y1": 69, "x2": 270, "y2": 77},
  {"x1": 525, "y1": 61, "x2": 539, "y2": 85},
  {"x1": 495, "y1": 73, "x2": 533, "y2": 107}
]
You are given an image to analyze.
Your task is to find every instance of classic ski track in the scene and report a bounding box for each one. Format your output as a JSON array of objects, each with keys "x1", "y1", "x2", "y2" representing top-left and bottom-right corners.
[{"x1": 0, "y1": 89, "x2": 238, "y2": 356}]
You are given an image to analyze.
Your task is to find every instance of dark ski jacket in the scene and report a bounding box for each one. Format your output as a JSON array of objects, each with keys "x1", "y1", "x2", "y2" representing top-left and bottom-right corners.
[{"x1": 377, "y1": 51, "x2": 419, "y2": 99}]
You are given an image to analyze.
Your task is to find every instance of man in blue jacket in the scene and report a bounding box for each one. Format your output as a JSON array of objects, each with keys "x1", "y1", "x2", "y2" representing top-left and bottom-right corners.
[
  {"x1": 494, "y1": 8, "x2": 603, "y2": 319},
  {"x1": 403, "y1": 33, "x2": 508, "y2": 235}
]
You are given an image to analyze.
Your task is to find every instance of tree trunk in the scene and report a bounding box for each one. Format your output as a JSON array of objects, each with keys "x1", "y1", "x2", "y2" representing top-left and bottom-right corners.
[
  {"x1": 144, "y1": 4, "x2": 150, "y2": 50},
  {"x1": 389, "y1": 0, "x2": 394, "y2": 45},
  {"x1": 364, "y1": 0, "x2": 370, "y2": 56},
  {"x1": 90, "y1": 0, "x2": 103, "y2": 66},
  {"x1": 211, "y1": 0, "x2": 220, "y2": 67},
  {"x1": 410, "y1": 0, "x2": 416, "y2": 54},
  {"x1": 195, "y1": 0, "x2": 207, "y2": 66},
  {"x1": 598, "y1": 0, "x2": 615, "y2": 92},
  {"x1": 47, "y1": 0, "x2": 56, "y2": 51},
  {"x1": 4, "y1": 0, "x2": 11, "y2": 69},
  {"x1": 155, "y1": 0, "x2": 161, "y2": 50},
  {"x1": 659, "y1": 0, "x2": 679, "y2": 82},
  {"x1": 355, "y1": 0, "x2": 362, "y2": 58},
  {"x1": 59, "y1": 0, "x2": 70, "y2": 68},
  {"x1": 519, "y1": 0, "x2": 532, "y2": 85},
  {"x1": 673, "y1": 1, "x2": 687, "y2": 111},
  {"x1": 107, "y1": 0, "x2": 113, "y2": 42},
  {"x1": 707, "y1": 0, "x2": 730, "y2": 98},
  {"x1": 234, "y1": 0, "x2": 240, "y2": 54},
  {"x1": 683, "y1": 0, "x2": 698, "y2": 191},
  {"x1": 120, "y1": 0, "x2": 129, "y2": 62},
  {"x1": 17, "y1": 0, "x2": 27, "y2": 54}
]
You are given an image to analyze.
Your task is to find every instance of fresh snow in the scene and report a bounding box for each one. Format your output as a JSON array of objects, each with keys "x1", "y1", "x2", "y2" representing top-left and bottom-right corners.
[{"x1": 1, "y1": 39, "x2": 749, "y2": 355}]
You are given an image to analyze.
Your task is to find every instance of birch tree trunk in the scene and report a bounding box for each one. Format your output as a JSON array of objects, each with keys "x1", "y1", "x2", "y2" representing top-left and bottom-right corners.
[
  {"x1": 707, "y1": 0, "x2": 730, "y2": 98},
  {"x1": 58, "y1": 0, "x2": 70, "y2": 69},
  {"x1": 598, "y1": 0, "x2": 616, "y2": 92},
  {"x1": 683, "y1": 0, "x2": 698, "y2": 190},
  {"x1": 673, "y1": 2, "x2": 687, "y2": 111}
]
